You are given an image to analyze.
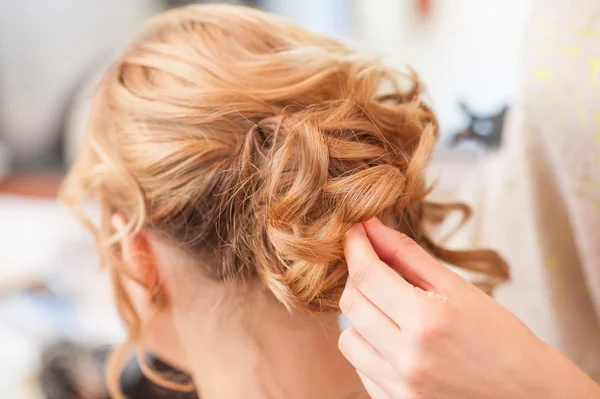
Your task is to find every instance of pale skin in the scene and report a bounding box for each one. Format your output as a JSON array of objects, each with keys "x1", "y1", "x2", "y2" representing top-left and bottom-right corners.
[
  {"x1": 339, "y1": 217, "x2": 600, "y2": 399},
  {"x1": 111, "y1": 215, "x2": 368, "y2": 399}
]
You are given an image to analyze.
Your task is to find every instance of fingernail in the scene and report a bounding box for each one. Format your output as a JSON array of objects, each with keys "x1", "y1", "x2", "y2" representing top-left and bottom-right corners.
[{"x1": 344, "y1": 223, "x2": 362, "y2": 237}]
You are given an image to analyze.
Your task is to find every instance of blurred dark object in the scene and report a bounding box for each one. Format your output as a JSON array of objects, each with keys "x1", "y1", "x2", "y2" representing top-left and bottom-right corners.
[
  {"x1": 41, "y1": 342, "x2": 107, "y2": 399},
  {"x1": 40, "y1": 341, "x2": 198, "y2": 399},
  {"x1": 451, "y1": 102, "x2": 509, "y2": 150}
]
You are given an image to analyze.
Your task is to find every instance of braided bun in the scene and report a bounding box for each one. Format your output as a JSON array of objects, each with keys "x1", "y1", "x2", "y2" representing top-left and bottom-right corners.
[
  {"x1": 245, "y1": 101, "x2": 436, "y2": 311},
  {"x1": 62, "y1": 3, "x2": 508, "y2": 317}
]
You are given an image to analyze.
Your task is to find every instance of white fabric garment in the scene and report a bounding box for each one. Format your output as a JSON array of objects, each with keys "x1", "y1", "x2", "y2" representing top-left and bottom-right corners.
[{"x1": 462, "y1": 0, "x2": 600, "y2": 379}]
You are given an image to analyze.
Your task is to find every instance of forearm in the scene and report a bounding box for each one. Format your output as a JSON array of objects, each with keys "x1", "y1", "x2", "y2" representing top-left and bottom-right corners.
[{"x1": 531, "y1": 343, "x2": 600, "y2": 399}]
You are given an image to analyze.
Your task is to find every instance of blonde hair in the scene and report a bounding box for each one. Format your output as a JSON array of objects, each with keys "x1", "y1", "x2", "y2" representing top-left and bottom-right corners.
[{"x1": 60, "y1": 3, "x2": 509, "y2": 397}]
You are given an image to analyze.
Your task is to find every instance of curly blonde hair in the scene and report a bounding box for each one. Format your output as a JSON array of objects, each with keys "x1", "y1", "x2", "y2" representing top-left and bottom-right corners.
[{"x1": 60, "y1": 3, "x2": 508, "y2": 397}]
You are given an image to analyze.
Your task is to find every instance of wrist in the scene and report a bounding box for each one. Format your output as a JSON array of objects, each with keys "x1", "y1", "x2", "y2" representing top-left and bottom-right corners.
[{"x1": 528, "y1": 342, "x2": 600, "y2": 399}]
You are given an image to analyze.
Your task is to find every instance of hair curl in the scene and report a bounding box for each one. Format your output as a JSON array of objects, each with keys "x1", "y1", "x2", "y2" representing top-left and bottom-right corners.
[{"x1": 60, "y1": 3, "x2": 508, "y2": 396}]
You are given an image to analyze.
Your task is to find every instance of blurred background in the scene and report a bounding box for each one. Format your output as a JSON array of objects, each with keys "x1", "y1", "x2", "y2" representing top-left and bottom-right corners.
[{"x1": 0, "y1": 0, "x2": 535, "y2": 397}]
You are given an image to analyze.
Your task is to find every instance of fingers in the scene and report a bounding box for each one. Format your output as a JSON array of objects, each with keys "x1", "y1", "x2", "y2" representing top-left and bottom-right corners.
[
  {"x1": 343, "y1": 223, "x2": 415, "y2": 324},
  {"x1": 362, "y1": 217, "x2": 457, "y2": 293},
  {"x1": 338, "y1": 326, "x2": 391, "y2": 390},
  {"x1": 357, "y1": 371, "x2": 390, "y2": 399},
  {"x1": 340, "y1": 278, "x2": 402, "y2": 358}
]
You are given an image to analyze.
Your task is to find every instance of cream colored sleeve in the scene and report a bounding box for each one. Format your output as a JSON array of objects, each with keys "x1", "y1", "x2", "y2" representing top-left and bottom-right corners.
[
  {"x1": 463, "y1": 1, "x2": 600, "y2": 376},
  {"x1": 519, "y1": 1, "x2": 600, "y2": 320}
]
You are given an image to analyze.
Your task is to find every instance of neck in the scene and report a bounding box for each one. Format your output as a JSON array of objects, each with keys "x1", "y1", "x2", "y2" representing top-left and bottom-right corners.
[{"x1": 176, "y1": 291, "x2": 366, "y2": 399}]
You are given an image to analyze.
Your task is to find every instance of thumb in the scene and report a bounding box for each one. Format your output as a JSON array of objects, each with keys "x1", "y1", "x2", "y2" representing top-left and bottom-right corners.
[{"x1": 362, "y1": 217, "x2": 456, "y2": 293}]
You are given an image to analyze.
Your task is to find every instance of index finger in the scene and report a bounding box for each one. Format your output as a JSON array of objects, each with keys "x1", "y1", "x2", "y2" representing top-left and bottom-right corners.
[
  {"x1": 343, "y1": 223, "x2": 415, "y2": 324},
  {"x1": 363, "y1": 217, "x2": 458, "y2": 294}
]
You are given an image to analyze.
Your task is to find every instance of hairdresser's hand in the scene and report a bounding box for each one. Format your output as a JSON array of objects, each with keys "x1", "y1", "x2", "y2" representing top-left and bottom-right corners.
[{"x1": 339, "y1": 218, "x2": 600, "y2": 399}]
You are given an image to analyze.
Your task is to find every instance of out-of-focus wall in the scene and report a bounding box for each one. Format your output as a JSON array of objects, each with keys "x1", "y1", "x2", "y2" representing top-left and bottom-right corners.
[
  {"x1": 0, "y1": 0, "x2": 164, "y2": 165},
  {"x1": 259, "y1": 0, "x2": 354, "y2": 43},
  {"x1": 354, "y1": 0, "x2": 535, "y2": 139}
]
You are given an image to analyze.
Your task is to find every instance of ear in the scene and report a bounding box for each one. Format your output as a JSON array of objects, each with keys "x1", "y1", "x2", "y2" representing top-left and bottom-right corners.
[
  {"x1": 111, "y1": 214, "x2": 162, "y2": 310},
  {"x1": 111, "y1": 215, "x2": 188, "y2": 369}
]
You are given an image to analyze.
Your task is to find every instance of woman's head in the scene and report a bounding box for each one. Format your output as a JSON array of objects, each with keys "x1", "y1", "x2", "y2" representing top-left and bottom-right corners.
[{"x1": 61, "y1": 3, "x2": 507, "y2": 396}]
